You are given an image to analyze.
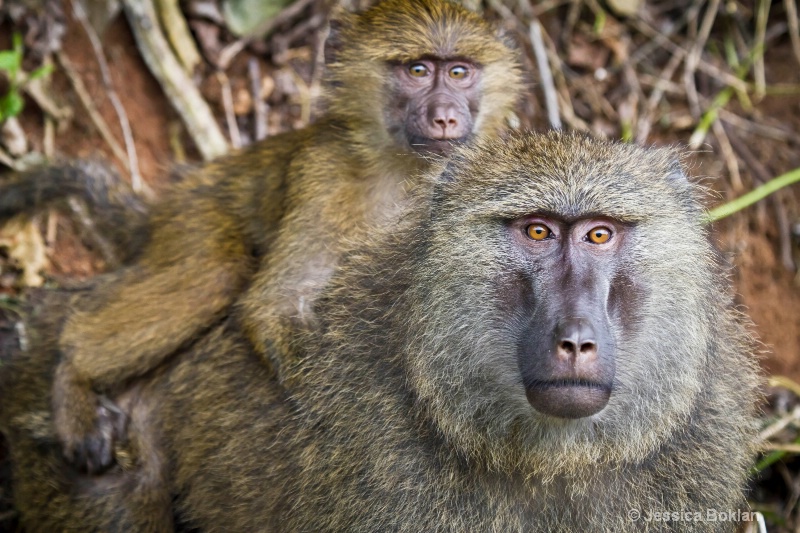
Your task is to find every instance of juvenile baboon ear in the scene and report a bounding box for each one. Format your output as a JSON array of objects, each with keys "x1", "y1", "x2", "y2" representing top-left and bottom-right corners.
[
  {"x1": 495, "y1": 25, "x2": 519, "y2": 51},
  {"x1": 324, "y1": 8, "x2": 355, "y2": 64}
]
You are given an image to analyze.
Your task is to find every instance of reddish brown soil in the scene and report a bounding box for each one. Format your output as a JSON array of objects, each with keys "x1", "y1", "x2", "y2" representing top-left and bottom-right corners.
[
  {"x1": 52, "y1": 11, "x2": 176, "y2": 183},
  {"x1": 716, "y1": 43, "x2": 800, "y2": 381}
]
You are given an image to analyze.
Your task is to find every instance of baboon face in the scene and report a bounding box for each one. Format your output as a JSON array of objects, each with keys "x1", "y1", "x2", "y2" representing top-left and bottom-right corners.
[
  {"x1": 407, "y1": 132, "x2": 713, "y2": 471},
  {"x1": 387, "y1": 59, "x2": 482, "y2": 155},
  {"x1": 509, "y1": 215, "x2": 625, "y2": 419},
  {"x1": 327, "y1": 0, "x2": 522, "y2": 156}
]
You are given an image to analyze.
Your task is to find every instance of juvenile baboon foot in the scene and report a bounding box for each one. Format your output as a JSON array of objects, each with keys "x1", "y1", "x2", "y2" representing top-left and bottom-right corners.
[{"x1": 53, "y1": 363, "x2": 128, "y2": 473}]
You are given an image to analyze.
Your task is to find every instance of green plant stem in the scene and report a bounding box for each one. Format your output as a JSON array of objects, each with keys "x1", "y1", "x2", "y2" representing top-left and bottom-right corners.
[
  {"x1": 706, "y1": 167, "x2": 800, "y2": 222},
  {"x1": 689, "y1": 42, "x2": 764, "y2": 148}
]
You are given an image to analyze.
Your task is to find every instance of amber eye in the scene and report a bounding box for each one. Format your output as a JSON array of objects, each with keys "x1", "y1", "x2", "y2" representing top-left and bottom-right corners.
[
  {"x1": 526, "y1": 224, "x2": 551, "y2": 241},
  {"x1": 449, "y1": 65, "x2": 468, "y2": 79},
  {"x1": 408, "y1": 63, "x2": 429, "y2": 77},
  {"x1": 587, "y1": 226, "x2": 612, "y2": 244}
]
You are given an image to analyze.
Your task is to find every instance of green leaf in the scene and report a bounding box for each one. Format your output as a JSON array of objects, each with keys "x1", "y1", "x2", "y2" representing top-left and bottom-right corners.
[
  {"x1": 29, "y1": 64, "x2": 54, "y2": 81},
  {"x1": 706, "y1": 167, "x2": 800, "y2": 222},
  {"x1": 0, "y1": 91, "x2": 25, "y2": 119},
  {"x1": 0, "y1": 50, "x2": 20, "y2": 72},
  {"x1": 12, "y1": 33, "x2": 23, "y2": 55},
  {"x1": 223, "y1": 0, "x2": 294, "y2": 37}
]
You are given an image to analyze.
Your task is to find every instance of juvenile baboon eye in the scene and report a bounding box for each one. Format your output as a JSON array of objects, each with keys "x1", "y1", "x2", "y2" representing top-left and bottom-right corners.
[
  {"x1": 526, "y1": 224, "x2": 551, "y2": 241},
  {"x1": 449, "y1": 65, "x2": 468, "y2": 79},
  {"x1": 587, "y1": 226, "x2": 612, "y2": 244},
  {"x1": 408, "y1": 63, "x2": 430, "y2": 77}
]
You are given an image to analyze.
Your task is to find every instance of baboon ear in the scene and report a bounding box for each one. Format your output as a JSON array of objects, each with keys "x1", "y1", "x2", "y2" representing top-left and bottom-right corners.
[
  {"x1": 664, "y1": 160, "x2": 703, "y2": 215},
  {"x1": 495, "y1": 25, "x2": 519, "y2": 51},
  {"x1": 324, "y1": 8, "x2": 355, "y2": 64},
  {"x1": 665, "y1": 160, "x2": 690, "y2": 188}
]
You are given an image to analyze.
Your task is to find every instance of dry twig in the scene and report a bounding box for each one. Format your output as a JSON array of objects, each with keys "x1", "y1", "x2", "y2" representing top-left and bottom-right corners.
[
  {"x1": 248, "y1": 58, "x2": 268, "y2": 141},
  {"x1": 155, "y1": 0, "x2": 202, "y2": 73},
  {"x1": 711, "y1": 119, "x2": 742, "y2": 193},
  {"x1": 216, "y1": 72, "x2": 242, "y2": 149},
  {"x1": 71, "y1": 0, "x2": 143, "y2": 192},
  {"x1": 529, "y1": 19, "x2": 561, "y2": 130},
  {"x1": 786, "y1": 0, "x2": 800, "y2": 66},
  {"x1": 754, "y1": 0, "x2": 770, "y2": 101},
  {"x1": 635, "y1": 48, "x2": 684, "y2": 143},
  {"x1": 683, "y1": 0, "x2": 721, "y2": 118}
]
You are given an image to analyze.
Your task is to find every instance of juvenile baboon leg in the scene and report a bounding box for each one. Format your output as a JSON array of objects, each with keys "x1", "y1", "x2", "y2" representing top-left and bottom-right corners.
[
  {"x1": 240, "y1": 263, "x2": 330, "y2": 376},
  {"x1": 55, "y1": 207, "x2": 253, "y2": 472}
]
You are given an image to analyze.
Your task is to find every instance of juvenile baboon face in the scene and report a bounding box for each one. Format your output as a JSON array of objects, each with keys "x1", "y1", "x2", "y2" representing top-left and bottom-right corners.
[
  {"x1": 388, "y1": 59, "x2": 482, "y2": 154},
  {"x1": 327, "y1": 0, "x2": 521, "y2": 157},
  {"x1": 407, "y1": 132, "x2": 714, "y2": 472}
]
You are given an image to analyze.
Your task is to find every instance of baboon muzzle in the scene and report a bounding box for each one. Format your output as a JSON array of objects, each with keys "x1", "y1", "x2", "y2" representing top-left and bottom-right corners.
[{"x1": 519, "y1": 298, "x2": 616, "y2": 419}]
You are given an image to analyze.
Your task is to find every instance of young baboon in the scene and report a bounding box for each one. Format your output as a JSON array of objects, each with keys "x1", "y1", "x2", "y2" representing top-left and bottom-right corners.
[
  {"x1": 3, "y1": 131, "x2": 761, "y2": 532},
  {"x1": 43, "y1": 0, "x2": 523, "y2": 473}
]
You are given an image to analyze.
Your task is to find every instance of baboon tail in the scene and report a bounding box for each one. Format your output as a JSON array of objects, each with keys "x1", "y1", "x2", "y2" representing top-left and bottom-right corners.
[{"x1": 0, "y1": 161, "x2": 151, "y2": 265}]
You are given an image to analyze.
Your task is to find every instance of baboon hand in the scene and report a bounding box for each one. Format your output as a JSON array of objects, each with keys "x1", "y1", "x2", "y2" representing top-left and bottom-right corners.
[{"x1": 52, "y1": 362, "x2": 128, "y2": 473}]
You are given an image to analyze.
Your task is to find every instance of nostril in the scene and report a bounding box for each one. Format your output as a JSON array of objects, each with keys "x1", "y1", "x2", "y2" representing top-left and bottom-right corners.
[
  {"x1": 559, "y1": 340, "x2": 576, "y2": 354},
  {"x1": 558, "y1": 340, "x2": 578, "y2": 361},
  {"x1": 433, "y1": 117, "x2": 458, "y2": 129},
  {"x1": 580, "y1": 342, "x2": 596, "y2": 354}
]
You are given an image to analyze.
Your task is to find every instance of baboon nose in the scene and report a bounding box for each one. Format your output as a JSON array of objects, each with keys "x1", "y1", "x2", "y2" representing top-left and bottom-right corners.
[
  {"x1": 433, "y1": 116, "x2": 458, "y2": 135},
  {"x1": 555, "y1": 318, "x2": 598, "y2": 363},
  {"x1": 429, "y1": 104, "x2": 462, "y2": 139}
]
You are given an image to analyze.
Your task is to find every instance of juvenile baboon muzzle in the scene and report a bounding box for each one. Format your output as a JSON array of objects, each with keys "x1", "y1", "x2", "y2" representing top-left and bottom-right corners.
[{"x1": 407, "y1": 95, "x2": 473, "y2": 154}]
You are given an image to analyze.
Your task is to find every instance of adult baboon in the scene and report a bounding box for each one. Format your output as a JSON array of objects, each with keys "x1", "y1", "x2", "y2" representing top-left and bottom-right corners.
[{"x1": 3, "y1": 131, "x2": 761, "y2": 532}]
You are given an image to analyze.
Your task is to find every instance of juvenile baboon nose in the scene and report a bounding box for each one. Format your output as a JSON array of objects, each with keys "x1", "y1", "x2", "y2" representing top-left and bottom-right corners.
[
  {"x1": 433, "y1": 115, "x2": 458, "y2": 133},
  {"x1": 428, "y1": 103, "x2": 462, "y2": 139},
  {"x1": 555, "y1": 318, "x2": 598, "y2": 363}
]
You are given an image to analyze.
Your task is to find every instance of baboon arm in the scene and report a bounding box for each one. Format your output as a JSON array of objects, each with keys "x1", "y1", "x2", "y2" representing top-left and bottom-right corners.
[{"x1": 239, "y1": 243, "x2": 336, "y2": 372}]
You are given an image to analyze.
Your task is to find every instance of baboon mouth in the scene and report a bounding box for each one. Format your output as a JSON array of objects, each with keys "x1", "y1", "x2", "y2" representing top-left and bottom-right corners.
[
  {"x1": 524, "y1": 380, "x2": 612, "y2": 419},
  {"x1": 407, "y1": 136, "x2": 467, "y2": 155},
  {"x1": 529, "y1": 379, "x2": 611, "y2": 391}
]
